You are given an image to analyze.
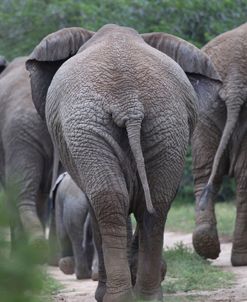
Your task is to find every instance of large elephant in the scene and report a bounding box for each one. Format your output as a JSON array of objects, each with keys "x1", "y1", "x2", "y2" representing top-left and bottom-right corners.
[
  {"x1": 0, "y1": 57, "x2": 53, "y2": 252},
  {"x1": 51, "y1": 172, "x2": 98, "y2": 280},
  {"x1": 192, "y1": 23, "x2": 247, "y2": 266},
  {"x1": 26, "y1": 24, "x2": 220, "y2": 302}
]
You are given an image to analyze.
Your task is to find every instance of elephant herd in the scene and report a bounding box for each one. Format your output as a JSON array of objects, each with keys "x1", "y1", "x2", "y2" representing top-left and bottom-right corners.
[{"x1": 0, "y1": 22, "x2": 246, "y2": 302}]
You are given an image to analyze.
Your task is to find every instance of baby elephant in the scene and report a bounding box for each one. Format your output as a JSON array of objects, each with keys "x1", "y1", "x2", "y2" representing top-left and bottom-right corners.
[{"x1": 51, "y1": 172, "x2": 98, "y2": 280}]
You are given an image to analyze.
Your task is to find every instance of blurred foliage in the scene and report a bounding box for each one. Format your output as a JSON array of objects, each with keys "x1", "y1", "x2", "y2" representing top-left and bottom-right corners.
[
  {"x1": 0, "y1": 0, "x2": 246, "y2": 59},
  {"x1": 163, "y1": 243, "x2": 234, "y2": 293},
  {"x1": 0, "y1": 189, "x2": 60, "y2": 302}
]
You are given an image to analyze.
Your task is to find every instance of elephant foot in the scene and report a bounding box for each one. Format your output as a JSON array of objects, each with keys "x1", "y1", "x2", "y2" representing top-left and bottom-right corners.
[
  {"x1": 59, "y1": 257, "x2": 75, "y2": 275},
  {"x1": 231, "y1": 249, "x2": 247, "y2": 266},
  {"x1": 192, "y1": 223, "x2": 220, "y2": 259},
  {"x1": 103, "y1": 288, "x2": 134, "y2": 302},
  {"x1": 134, "y1": 285, "x2": 163, "y2": 302},
  {"x1": 75, "y1": 268, "x2": 91, "y2": 280},
  {"x1": 92, "y1": 270, "x2": 99, "y2": 281},
  {"x1": 95, "y1": 281, "x2": 106, "y2": 302}
]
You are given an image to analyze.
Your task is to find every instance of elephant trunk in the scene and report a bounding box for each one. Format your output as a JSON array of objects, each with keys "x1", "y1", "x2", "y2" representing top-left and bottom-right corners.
[
  {"x1": 126, "y1": 120, "x2": 155, "y2": 214},
  {"x1": 199, "y1": 100, "x2": 242, "y2": 210}
]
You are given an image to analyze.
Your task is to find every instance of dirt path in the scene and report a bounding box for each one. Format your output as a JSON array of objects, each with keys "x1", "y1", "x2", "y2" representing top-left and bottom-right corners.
[{"x1": 48, "y1": 232, "x2": 247, "y2": 302}]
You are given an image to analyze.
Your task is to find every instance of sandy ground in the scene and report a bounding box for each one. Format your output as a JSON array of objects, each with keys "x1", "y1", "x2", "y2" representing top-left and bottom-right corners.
[{"x1": 48, "y1": 232, "x2": 247, "y2": 302}]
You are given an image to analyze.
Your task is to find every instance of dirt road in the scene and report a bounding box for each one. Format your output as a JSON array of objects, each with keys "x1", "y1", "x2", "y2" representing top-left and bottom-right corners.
[{"x1": 48, "y1": 232, "x2": 247, "y2": 302}]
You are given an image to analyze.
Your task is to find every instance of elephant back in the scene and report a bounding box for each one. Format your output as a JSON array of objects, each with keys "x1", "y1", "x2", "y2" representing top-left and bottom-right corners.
[{"x1": 202, "y1": 23, "x2": 247, "y2": 82}]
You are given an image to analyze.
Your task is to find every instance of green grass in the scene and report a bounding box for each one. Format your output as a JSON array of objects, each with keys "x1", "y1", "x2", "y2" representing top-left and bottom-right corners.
[
  {"x1": 39, "y1": 272, "x2": 62, "y2": 302},
  {"x1": 166, "y1": 200, "x2": 235, "y2": 237},
  {"x1": 215, "y1": 202, "x2": 235, "y2": 237},
  {"x1": 163, "y1": 243, "x2": 234, "y2": 293},
  {"x1": 166, "y1": 201, "x2": 195, "y2": 233},
  {"x1": 161, "y1": 297, "x2": 200, "y2": 302}
]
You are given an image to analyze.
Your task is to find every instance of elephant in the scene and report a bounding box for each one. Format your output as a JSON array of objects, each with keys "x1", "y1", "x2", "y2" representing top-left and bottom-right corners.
[
  {"x1": 26, "y1": 24, "x2": 220, "y2": 301},
  {"x1": 192, "y1": 23, "x2": 247, "y2": 266},
  {"x1": 0, "y1": 57, "x2": 54, "y2": 254},
  {"x1": 50, "y1": 172, "x2": 98, "y2": 280}
]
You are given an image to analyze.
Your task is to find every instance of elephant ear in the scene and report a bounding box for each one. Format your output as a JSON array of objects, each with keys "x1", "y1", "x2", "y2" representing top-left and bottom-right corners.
[
  {"x1": 142, "y1": 33, "x2": 222, "y2": 110},
  {"x1": 26, "y1": 27, "x2": 94, "y2": 119},
  {"x1": 0, "y1": 56, "x2": 7, "y2": 74}
]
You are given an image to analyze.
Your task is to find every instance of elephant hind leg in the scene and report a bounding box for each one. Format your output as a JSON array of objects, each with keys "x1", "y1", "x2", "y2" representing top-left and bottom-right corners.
[
  {"x1": 57, "y1": 233, "x2": 74, "y2": 275},
  {"x1": 89, "y1": 208, "x2": 106, "y2": 301},
  {"x1": 134, "y1": 208, "x2": 165, "y2": 302},
  {"x1": 192, "y1": 121, "x2": 228, "y2": 259},
  {"x1": 5, "y1": 148, "x2": 47, "y2": 258},
  {"x1": 231, "y1": 150, "x2": 247, "y2": 266},
  {"x1": 92, "y1": 191, "x2": 134, "y2": 302},
  {"x1": 55, "y1": 197, "x2": 74, "y2": 273},
  {"x1": 231, "y1": 201, "x2": 247, "y2": 266}
]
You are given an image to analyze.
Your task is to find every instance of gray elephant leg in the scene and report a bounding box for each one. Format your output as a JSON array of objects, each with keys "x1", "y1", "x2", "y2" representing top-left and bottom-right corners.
[
  {"x1": 58, "y1": 237, "x2": 74, "y2": 275},
  {"x1": 10, "y1": 218, "x2": 25, "y2": 255},
  {"x1": 130, "y1": 223, "x2": 166, "y2": 289},
  {"x1": 95, "y1": 193, "x2": 133, "y2": 302},
  {"x1": 231, "y1": 191, "x2": 247, "y2": 266},
  {"x1": 70, "y1": 241, "x2": 90, "y2": 279},
  {"x1": 89, "y1": 206, "x2": 107, "y2": 302},
  {"x1": 64, "y1": 203, "x2": 91, "y2": 279},
  {"x1": 36, "y1": 191, "x2": 49, "y2": 230},
  {"x1": 0, "y1": 144, "x2": 5, "y2": 187},
  {"x1": 91, "y1": 239, "x2": 99, "y2": 281},
  {"x1": 134, "y1": 205, "x2": 166, "y2": 302},
  {"x1": 48, "y1": 205, "x2": 60, "y2": 266},
  {"x1": 69, "y1": 139, "x2": 134, "y2": 302},
  {"x1": 231, "y1": 146, "x2": 247, "y2": 266},
  {"x1": 68, "y1": 225, "x2": 91, "y2": 280},
  {"x1": 83, "y1": 213, "x2": 99, "y2": 280},
  {"x1": 55, "y1": 194, "x2": 74, "y2": 274},
  {"x1": 192, "y1": 121, "x2": 227, "y2": 259},
  {"x1": 4, "y1": 142, "x2": 47, "y2": 255}
]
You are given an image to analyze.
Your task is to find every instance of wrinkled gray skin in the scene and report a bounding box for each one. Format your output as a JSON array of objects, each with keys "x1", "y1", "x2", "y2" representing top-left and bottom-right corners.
[
  {"x1": 0, "y1": 56, "x2": 7, "y2": 190},
  {"x1": 26, "y1": 24, "x2": 220, "y2": 302},
  {"x1": 192, "y1": 23, "x2": 247, "y2": 266},
  {"x1": 0, "y1": 57, "x2": 53, "y2": 252},
  {"x1": 51, "y1": 172, "x2": 98, "y2": 280}
]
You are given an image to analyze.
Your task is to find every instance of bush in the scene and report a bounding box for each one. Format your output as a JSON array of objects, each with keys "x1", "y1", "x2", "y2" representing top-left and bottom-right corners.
[
  {"x1": 0, "y1": 188, "x2": 60, "y2": 302},
  {"x1": 0, "y1": 0, "x2": 246, "y2": 60},
  {"x1": 163, "y1": 243, "x2": 234, "y2": 293}
]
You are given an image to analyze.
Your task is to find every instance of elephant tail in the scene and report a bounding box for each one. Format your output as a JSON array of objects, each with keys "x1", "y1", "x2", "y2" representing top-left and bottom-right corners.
[
  {"x1": 126, "y1": 119, "x2": 155, "y2": 214},
  {"x1": 199, "y1": 98, "x2": 243, "y2": 211}
]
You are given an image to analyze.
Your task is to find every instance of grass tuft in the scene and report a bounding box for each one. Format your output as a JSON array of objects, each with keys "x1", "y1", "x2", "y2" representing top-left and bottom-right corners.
[
  {"x1": 163, "y1": 243, "x2": 234, "y2": 293},
  {"x1": 39, "y1": 272, "x2": 62, "y2": 302}
]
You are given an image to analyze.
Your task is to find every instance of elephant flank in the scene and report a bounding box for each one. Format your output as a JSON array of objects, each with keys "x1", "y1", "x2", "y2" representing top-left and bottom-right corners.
[{"x1": 125, "y1": 120, "x2": 155, "y2": 214}]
